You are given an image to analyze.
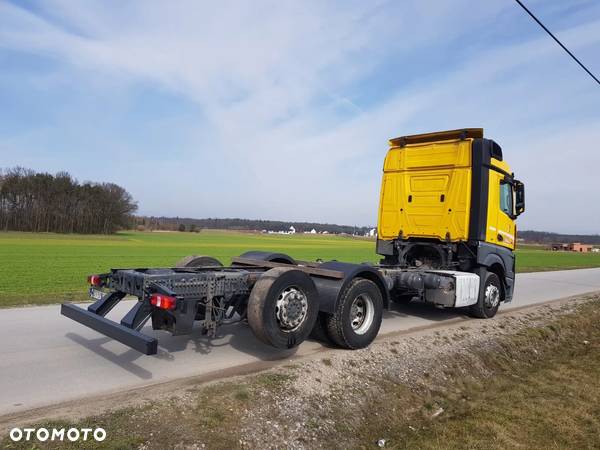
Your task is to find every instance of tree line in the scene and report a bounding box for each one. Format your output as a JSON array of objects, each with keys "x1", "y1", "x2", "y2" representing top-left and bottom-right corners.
[
  {"x1": 0, "y1": 167, "x2": 137, "y2": 234},
  {"x1": 135, "y1": 217, "x2": 599, "y2": 243},
  {"x1": 518, "y1": 230, "x2": 600, "y2": 245},
  {"x1": 134, "y1": 216, "x2": 373, "y2": 235}
]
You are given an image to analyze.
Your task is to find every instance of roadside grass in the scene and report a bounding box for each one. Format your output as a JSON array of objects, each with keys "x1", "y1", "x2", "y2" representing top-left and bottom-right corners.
[
  {"x1": 0, "y1": 230, "x2": 599, "y2": 307},
  {"x1": 352, "y1": 301, "x2": 600, "y2": 449}
]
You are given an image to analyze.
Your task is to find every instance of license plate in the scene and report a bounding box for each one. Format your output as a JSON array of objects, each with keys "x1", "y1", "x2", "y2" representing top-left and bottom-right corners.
[{"x1": 89, "y1": 288, "x2": 104, "y2": 301}]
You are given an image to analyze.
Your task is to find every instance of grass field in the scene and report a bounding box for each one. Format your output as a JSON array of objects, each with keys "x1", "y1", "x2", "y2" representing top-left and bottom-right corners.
[
  {"x1": 517, "y1": 246, "x2": 600, "y2": 272},
  {"x1": 0, "y1": 230, "x2": 377, "y2": 307},
  {"x1": 0, "y1": 230, "x2": 599, "y2": 307}
]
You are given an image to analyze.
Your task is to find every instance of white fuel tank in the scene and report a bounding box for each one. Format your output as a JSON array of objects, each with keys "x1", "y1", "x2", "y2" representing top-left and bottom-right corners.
[{"x1": 423, "y1": 270, "x2": 480, "y2": 307}]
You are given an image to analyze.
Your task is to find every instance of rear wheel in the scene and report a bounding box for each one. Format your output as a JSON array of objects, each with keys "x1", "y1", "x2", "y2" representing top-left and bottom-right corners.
[
  {"x1": 326, "y1": 278, "x2": 383, "y2": 349},
  {"x1": 469, "y1": 271, "x2": 502, "y2": 318},
  {"x1": 175, "y1": 255, "x2": 223, "y2": 268},
  {"x1": 247, "y1": 267, "x2": 319, "y2": 349}
]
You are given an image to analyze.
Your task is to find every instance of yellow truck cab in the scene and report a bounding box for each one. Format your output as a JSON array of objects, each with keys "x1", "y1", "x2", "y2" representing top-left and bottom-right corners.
[{"x1": 376, "y1": 128, "x2": 525, "y2": 317}]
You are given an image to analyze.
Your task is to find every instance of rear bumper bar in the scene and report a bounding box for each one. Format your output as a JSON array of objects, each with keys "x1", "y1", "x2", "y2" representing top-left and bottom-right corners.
[{"x1": 61, "y1": 303, "x2": 158, "y2": 355}]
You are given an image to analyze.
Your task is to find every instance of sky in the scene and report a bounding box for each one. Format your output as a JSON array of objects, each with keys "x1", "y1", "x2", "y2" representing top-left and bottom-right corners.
[{"x1": 0, "y1": 0, "x2": 599, "y2": 233}]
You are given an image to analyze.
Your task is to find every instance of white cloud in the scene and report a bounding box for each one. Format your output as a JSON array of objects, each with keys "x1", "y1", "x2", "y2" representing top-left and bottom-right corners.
[{"x1": 0, "y1": 1, "x2": 599, "y2": 232}]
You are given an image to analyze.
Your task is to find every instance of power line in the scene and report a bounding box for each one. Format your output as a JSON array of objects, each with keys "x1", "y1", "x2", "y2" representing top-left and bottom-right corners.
[{"x1": 514, "y1": 0, "x2": 600, "y2": 86}]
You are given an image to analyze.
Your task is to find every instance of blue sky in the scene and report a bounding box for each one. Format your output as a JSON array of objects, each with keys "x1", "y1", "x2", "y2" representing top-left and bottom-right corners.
[{"x1": 1, "y1": 0, "x2": 599, "y2": 233}]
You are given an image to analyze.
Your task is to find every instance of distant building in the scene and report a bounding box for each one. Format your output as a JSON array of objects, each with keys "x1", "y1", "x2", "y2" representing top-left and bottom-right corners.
[
  {"x1": 551, "y1": 242, "x2": 593, "y2": 252},
  {"x1": 368, "y1": 228, "x2": 377, "y2": 237},
  {"x1": 289, "y1": 226, "x2": 296, "y2": 234},
  {"x1": 570, "y1": 243, "x2": 592, "y2": 252},
  {"x1": 592, "y1": 248, "x2": 600, "y2": 253},
  {"x1": 310, "y1": 228, "x2": 317, "y2": 234}
]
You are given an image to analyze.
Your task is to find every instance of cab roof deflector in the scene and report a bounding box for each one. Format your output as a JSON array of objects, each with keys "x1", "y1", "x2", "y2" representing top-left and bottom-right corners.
[{"x1": 390, "y1": 128, "x2": 484, "y2": 147}]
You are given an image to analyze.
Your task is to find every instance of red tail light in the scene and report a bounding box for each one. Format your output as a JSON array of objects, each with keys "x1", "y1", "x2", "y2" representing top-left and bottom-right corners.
[
  {"x1": 150, "y1": 294, "x2": 177, "y2": 310},
  {"x1": 87, "y1": 275, "x2": 102, "y2": 286}
]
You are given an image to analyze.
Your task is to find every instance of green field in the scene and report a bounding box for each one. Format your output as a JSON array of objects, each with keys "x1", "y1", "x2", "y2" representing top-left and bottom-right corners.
[
  {"x1": 0, "y1": 230, "x2": 599, "y2": 307},
  {"x1": 0, "y1": 230, "x2": 377, "y2": 307},
  {"x1": 517, "y1": 246, "x2": 600, "y2": 272}
]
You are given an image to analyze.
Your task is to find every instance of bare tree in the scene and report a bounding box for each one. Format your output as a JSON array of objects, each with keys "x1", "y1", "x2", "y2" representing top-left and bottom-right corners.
[{"x1": 0, "y1": 167, "x2": 137, "y2": 234}]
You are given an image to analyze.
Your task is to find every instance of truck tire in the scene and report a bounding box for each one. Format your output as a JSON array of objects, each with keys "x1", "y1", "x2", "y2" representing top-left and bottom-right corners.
[
  {"x1": 469, "y1": 271, "x2": 501, "y2": 318},
  {"x1": 175, "y1": 255, "x2": 223, "y2": 268},
  {"x1": 247, "y1": 267, "x2": 319, "y2": 349},
  {"x1": 326, "y1": 278, "x2": 383, "y2": 349}
]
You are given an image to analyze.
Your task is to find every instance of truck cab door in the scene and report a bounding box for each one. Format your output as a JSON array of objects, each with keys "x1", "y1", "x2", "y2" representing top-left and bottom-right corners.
[{"x1": 487, "y1": 171, "x2": 516, "y2": 249}]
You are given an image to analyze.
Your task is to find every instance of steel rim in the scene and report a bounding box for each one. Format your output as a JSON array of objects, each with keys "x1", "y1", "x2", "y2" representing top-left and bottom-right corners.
[
  {"x1": 350, "y1": 294, "x2": 374, "y2": 335},
  {"x1": 484, "y1": 284, "x2": 500, "y2": 309},
  {"x1": 275, "y1": 286, "x2": 308, "y2": 331}
]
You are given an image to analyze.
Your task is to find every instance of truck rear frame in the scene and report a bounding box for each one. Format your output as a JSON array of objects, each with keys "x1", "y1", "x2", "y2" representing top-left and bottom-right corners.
[{"x1": 62, "y1": 251, "x2": 488, "y2": 355}]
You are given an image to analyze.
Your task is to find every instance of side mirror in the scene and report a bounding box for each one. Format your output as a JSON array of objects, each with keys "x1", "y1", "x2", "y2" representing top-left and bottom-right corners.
[{"x1": 514, "y1": 180, "x2": 525, "y2": 216}]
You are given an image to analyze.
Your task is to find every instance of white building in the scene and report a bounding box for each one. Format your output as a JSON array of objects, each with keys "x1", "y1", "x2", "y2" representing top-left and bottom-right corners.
[{"x1": 289, "y1": 226, "x2": 296, "y2": 234}]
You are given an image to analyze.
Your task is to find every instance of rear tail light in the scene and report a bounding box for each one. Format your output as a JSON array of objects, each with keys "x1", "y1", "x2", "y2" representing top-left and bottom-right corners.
[
  {"x1": 150, "y1": 294, "x2": 177, "y2": 310},
  {"x1": 87, "y1": 275, "x2": 102, "y2": 287}
]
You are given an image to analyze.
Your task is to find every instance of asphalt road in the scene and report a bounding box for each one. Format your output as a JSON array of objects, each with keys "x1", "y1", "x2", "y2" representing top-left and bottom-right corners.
[{"x1": 1, "y1": 267, "x2": 599, "y2": 417}]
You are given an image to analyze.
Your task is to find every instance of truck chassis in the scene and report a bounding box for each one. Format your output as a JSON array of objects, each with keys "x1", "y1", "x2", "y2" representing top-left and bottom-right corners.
[{"x1": 61, "y1": 250, "x2": 496, "y2": 355}]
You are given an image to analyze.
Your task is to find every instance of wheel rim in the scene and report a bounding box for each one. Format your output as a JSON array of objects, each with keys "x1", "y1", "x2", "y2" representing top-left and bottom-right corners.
[
  {"x1": 275, "y1": 286, "x2": 308, "y2": 331},
  {"x1": 350, "y1": 294, "x2": 375, "y2": 335},
  {"x1": 484, "y1": 284, "x2": 500, "y2": 309}
]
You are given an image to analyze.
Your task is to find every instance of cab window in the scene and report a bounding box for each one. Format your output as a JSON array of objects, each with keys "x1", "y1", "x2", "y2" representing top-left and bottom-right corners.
[{"x1": 500, "y1": 181, "x2": 513, "y2": 216}]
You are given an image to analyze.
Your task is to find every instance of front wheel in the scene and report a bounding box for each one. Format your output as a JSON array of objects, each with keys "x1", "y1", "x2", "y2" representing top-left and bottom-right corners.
[
  {"x1": 469, "y1": 271, "x2": 502, "y2": 318},
  {"x1": 326, "y1": 278, "x2": 383, "y2": 349}
]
